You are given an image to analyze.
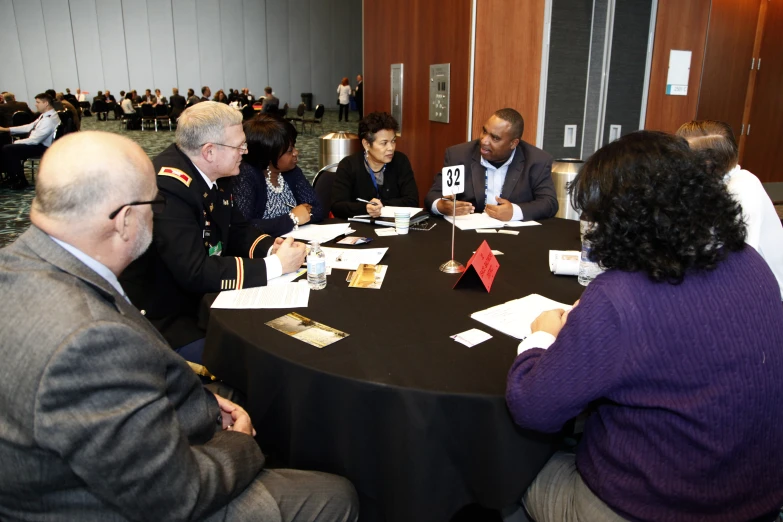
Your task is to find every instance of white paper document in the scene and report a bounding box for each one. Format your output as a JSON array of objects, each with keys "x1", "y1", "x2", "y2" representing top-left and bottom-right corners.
[
  {"x1": 211, "y1": 283, "x2": 310, "y2": 309},
  {"x1": 375, "y1": 228, "x2": 398, "y2": 236},
  {"x1": 320, "y1": 246, "x2": 389, "y2": 270},
  {"x1": 451, "y1": 328, "x2": 493, "y2": 347},
  {"x1": 666, "y1": 50, "x2": 692, "y2": 95},
  {"x1": 549, "y1": 250, "x2": 580, "y2": 276},
  {"x1": 282, "y1": 223, "x2": 351, "y2": 243},
  {"x1": 268, "y1": 268, "x2": 306, "y2": 285},
  {"x1": 445, "y1": 213, "x2": 540, "y2": 231},
  {"x1": 470, "y1": 294, "x2": 573, "y2": 340},
  {"x1": 380, "y1": 206, "x2": 423, "y2": 219}
]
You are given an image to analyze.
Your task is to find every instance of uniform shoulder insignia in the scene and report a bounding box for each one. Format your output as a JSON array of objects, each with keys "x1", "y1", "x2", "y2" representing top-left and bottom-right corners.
[{"x1": 158, "y1": 167, "x2": 192, "y2": 186}]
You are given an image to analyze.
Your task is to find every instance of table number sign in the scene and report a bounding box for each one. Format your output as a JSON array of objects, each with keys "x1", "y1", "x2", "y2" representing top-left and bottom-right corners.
[{"x1": 453, "y1": 240, "x2": 500, "y2": 292}]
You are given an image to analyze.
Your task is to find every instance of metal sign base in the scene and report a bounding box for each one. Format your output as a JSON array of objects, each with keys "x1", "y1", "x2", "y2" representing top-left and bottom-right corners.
[{"x1": 439, "y1": 260, "x2": 465, "y2": 273}]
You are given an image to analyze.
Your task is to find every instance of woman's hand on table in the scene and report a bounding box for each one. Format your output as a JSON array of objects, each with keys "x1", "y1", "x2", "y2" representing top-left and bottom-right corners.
[
  {"x1": 292, "y1": 203, "x2": 312, "y2": 225},
  {"x1": 531, "y1": 300, "x2": 580, "y2": 338},
  {"x1": 367, "y1": 198, "x2": 383, "y2": 218}
]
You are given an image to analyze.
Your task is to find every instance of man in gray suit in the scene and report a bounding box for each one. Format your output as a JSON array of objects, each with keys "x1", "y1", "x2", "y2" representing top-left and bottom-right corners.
[
  {"x1": 0, "y1": 131, "x2": 358, "y2": 522},
  {"x1": 425, "y1": 108, "x2": 558, "y2": 222}
]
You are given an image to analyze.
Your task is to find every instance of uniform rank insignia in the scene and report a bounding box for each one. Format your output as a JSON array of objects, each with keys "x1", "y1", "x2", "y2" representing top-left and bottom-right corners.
[
  {"x1": 223, "y1": 199, "x2": 229, "y2": 206},
  {"x1": 158, "y1": 167, "x2": 192, "y2": 186}
]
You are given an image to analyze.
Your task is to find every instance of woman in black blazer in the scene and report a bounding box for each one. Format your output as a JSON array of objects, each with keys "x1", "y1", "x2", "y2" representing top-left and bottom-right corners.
[{"x1": 330, "y1": 112, "x2": 419, "y2": 218}]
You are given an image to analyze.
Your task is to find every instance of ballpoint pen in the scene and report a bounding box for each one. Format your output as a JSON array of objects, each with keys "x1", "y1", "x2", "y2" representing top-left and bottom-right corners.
[{"x1": 356, "y1": 198, "x2": 379, "y2": 206}]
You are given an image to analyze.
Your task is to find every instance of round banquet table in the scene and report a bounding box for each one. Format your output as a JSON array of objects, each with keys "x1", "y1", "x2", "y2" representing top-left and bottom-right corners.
[{"x1": 203, "y1": 217, "x2": 585, "y2": 522}]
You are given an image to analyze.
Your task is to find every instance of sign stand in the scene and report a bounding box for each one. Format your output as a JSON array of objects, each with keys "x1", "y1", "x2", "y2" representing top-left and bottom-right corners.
[{"x1": 439, "y1": 165, "x2": 465, "y2": 273}]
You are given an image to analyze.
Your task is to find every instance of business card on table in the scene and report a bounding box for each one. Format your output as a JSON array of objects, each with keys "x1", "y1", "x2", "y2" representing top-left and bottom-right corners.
[
  {"x1": 498, "y1": 230, "x2": 519, "y2": 235},
  {"x1": 451, "y1": 328, "x2": 493, "y2": 348},
  {"x1": 375, "y1": 228, "x2": 398, "y2": 236}
]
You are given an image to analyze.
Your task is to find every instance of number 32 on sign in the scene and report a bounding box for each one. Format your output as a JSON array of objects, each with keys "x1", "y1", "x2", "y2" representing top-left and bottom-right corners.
[{"x1": 442, "y1": 164, "x2": 465, "y2": 197}]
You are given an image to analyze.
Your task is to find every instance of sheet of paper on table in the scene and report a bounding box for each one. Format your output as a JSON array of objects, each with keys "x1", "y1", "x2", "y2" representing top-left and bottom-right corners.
[
  {"x1": 379, "y1": 206, "x2": 424, "y2": 219},
  {"x1": 445, "y1": 213, "x2": 540, "y2": 231},
  {"x1": 268, "y1": 268, "x2": 306, "y2": 285},
  {"x1": 320, "y1": 246, "x2": 389, "y2": 270},
  {"x1": 282, "y1": 223, "x2": 351, "y2": 243},
  {"x1": 470, "y1": 294, "x2": 573, "y2": 339},
  {"x1": 549, "y1": 250, "x2": 580, "y2": 276},
  {"x1": 211, "y1": 282, "x2": 310, "y2": 309},
  {"x1": 375, "y1": 228, "x2": 398, "y2": 236},
  {"x1": 451, "y1": 328, "x2": 493, "y2": 347}
]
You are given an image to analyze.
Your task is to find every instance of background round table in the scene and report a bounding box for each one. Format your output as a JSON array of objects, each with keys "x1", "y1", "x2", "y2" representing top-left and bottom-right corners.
[{"x1": 204, "y1": 217, "x2": 585, "y2": 522}]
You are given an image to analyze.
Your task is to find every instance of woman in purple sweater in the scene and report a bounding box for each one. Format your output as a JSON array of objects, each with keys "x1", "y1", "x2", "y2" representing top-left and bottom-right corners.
[{"x1": 507, "y1": 131, "x2": 783, "y2": 522}]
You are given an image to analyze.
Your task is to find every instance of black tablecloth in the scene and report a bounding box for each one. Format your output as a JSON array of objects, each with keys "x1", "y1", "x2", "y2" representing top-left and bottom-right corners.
[{"x1": 204, "y1": 217, "x2": 585, "y2": 522}]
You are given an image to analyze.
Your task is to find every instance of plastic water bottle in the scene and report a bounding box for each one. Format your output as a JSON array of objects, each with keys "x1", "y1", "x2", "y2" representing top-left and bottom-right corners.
[
  {"x1": 307, "y1": 241, "x2": 327, "y2": 290},
  {"x1": 578, "y1": 220, "x2": 603, "y2": 286}
]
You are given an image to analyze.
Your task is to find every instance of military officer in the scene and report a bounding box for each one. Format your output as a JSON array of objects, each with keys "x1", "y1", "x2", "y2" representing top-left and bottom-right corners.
[{"x1": 120, "y1": 102, "x2": 306, "y2": 363}]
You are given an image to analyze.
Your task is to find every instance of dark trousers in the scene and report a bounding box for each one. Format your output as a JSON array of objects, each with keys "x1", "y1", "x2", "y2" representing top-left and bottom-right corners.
[
  {"x1": 338, "y1": 103, "x2": 350, "y2": 121},
  {"x1": 356, "y1": 98, "x2": 363, "y2": 120},
  {"x1": 1, "y1": 143, "x2": 47, "y2": 180}
]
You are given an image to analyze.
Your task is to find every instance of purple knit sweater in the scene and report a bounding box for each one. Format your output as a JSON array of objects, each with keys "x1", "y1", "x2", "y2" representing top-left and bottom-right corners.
[{"x1": 507, "y1": 247, "x2": 783, "y2": 521}]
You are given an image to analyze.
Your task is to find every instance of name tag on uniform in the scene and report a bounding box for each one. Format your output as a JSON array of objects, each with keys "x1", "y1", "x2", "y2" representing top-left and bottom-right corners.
[{"x1": 209, "y1": 241, "x2": 223, "y2": 257}]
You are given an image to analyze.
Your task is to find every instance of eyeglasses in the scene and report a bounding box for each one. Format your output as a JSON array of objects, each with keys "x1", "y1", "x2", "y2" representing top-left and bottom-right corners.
[
  {"x1": 108, "y1": 194, "x2": 167, "y2": 219},
  {"x1": 203, "y1": 142, "x2": 248, "y2": 152}
]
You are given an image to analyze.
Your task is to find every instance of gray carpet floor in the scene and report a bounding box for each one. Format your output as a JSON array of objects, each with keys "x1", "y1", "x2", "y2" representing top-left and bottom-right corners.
[{"x1": 0, "y1": 108, "x2": 360, "y2": 248}]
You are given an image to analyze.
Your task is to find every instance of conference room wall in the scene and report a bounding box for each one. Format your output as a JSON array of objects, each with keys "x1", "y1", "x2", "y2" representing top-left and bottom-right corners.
[{"x1": 0, "y1": 0, "x2": 361, "y2": 108}]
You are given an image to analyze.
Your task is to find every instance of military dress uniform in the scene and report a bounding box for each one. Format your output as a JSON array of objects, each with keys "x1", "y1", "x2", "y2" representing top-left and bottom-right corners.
[{"x1": 120, "y1": 144, "x2": 275, "y2": 349}]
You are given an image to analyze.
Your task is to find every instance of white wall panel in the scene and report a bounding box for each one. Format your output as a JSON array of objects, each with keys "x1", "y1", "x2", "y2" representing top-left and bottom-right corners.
[
  {"x1": 13, "y1": 0, "x2": 54, "y2": 102},
  {"x1": 243, "y1": 0, "x2": 267, "y2": 98},
  {"x1": 309, "y1": 0, "x2": 333, "y2": 109},
  {"x1": 265, "y1": 0, "x2": 290, "y2": 105},
  {"x1": 0, "y1": 0, "x2": 29, "y2": 103},
  {"x1": 70, "y1": 0, "x2": 104, "y2": 97},
  {"x1": 122, "y1": 0, "x2": 155, "y2": 93},
  {"x1": 2, "y1": 0, "x2": 361, "y2": 108},
  {"x1": 172, "y1": 0, "x2": 201, "y2": 96},
  {"x1": 287, "y1": 0, "x2": 310, "y2": 108},
  {"x1": 196, "y1": 0, "x2": 223, "y2": 95},
  {"x1": 219, "y1": 0, "x2": 245, "y2": 93},
  {"x1": 147, "y1": 0, "x2": 178, "y2": 96},
  {"x1": 41, "y1": 0, "x2": 79, "y2": 94},
  {"x1": 96, "y1": 0, "x2": 130, "y2": 97}
]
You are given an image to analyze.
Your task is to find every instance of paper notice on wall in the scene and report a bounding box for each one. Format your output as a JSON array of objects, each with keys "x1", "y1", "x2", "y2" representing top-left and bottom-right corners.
[{"x1": 666, "y1": 50, "x2": 692, "y2": 96}]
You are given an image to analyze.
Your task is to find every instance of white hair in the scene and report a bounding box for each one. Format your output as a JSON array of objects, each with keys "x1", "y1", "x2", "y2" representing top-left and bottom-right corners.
[{"x1": 176, "y1": 101, "x2": 242, "y2": 155}]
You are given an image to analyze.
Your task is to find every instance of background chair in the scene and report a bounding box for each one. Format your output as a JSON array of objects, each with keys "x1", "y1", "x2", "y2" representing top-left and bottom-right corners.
[
  {"x1": 92, "y1": 100, "x2": 109, "y2": 121},
  {"x1": 25, "y1": 121, "x2": 69, "y2": 183},
  {"x1": 154, "y1": 104, "x2": 172, "y2": 131},
  {"x1": 302, "y1": 104, "x2": 325, "y2": 135},
  {"x1": 286, "y1": 103, "x2": 306, "y2": 131},
  {"x1": 242, "y1": 105, "x2": 256, "y2": 121},
  {"x1": 312, "y1": 162, "x2": 339, "y2": 217},
  {"x1": 140, "y1": 104, "x2": 155, "y2": 131}
]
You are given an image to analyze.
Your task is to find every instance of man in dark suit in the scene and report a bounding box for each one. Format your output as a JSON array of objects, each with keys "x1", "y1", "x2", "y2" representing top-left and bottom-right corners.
[
  {"x1": 261, "y1": 86, "x2": 279, "y2": 113},
  {"x1": 201, "y1": 85, "x2": 211, "y2": 102},
  {"x1": 425, "y1": 108, "x2": 558, "y2": 221},
  {"x1": 0, "y1": 130, "x2": 358, "y2": 522},
  {"x1": 169, "y1": 87, "x2": 186, "y2": 120},
  {"x1": 0, "y1": 92, "x2": 32, "y2": 128},
  {"x1": 120, "y1": 102, "x2": 306, "y2": 363},
  {"x1": 354, "y1": 75, "x2": 363, "y2": 119}
]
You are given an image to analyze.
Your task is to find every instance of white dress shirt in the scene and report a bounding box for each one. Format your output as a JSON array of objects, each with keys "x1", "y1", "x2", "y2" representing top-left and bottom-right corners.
[
  {"x1": 725, "y1": 165, "x2": 783, "y2": 299},
  {"x1": 11, "y1": 109, "x2": 60, "y2": 147},
  {"x1": 192, "y1": 164, "x2": 283, "y2": 280}
]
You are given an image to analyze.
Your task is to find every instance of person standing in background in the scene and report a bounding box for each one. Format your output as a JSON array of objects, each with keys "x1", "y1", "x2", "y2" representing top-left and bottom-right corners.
[
  {"x1": 354, "y1": 74, "x2": 363, "y2": 120},
  {"x1": 337, "y1": 77, "x2": 351, "y2": 122}
]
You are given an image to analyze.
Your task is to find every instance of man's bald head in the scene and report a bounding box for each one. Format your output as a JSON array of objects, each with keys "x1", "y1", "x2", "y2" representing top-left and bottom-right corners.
[{"x1": 32, "y1": 131, "x2": 154, "y2": 223}]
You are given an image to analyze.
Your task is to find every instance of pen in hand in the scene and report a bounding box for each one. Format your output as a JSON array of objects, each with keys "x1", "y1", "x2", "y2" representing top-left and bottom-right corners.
[{"x1": 356, "y1": 198, "x2": 379, "y2": 206}]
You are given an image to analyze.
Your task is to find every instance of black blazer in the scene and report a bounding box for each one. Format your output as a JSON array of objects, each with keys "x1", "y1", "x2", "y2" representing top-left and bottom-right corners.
[
  {"x1": 331, "y1": 150, "x2": 419, "y2": 218},
  {"x1": 424, "y1": 139, "x2": 558, "y2": 221}
]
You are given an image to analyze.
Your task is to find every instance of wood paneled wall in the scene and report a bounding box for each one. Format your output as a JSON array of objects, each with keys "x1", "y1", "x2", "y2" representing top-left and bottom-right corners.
[
  {"x1": 472, "y1": 0, "x2": 545, "y2": 143},
  {"x1": 644, "y1": 0, "x2": 711, "y2": 133},
  {"x1": 363, "y1": 0, "x2": 472, "y2": 204}
]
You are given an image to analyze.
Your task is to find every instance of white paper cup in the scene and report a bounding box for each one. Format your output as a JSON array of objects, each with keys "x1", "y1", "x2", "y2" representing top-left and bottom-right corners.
[{"x1": 394, "y1": 211, "x2": 410, "y2": 235}]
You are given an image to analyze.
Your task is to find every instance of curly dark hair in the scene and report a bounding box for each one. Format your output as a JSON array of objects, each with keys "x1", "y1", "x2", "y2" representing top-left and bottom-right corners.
[
  {"x1": 358, "y1": 112, "x2": 398, "y2": 144},
  {"x1": 243, "y1": 114, "x2": 297, "y2": 171},
  {"x1": 568, "y1": 131, "x2": 746, "y2": 283}
]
